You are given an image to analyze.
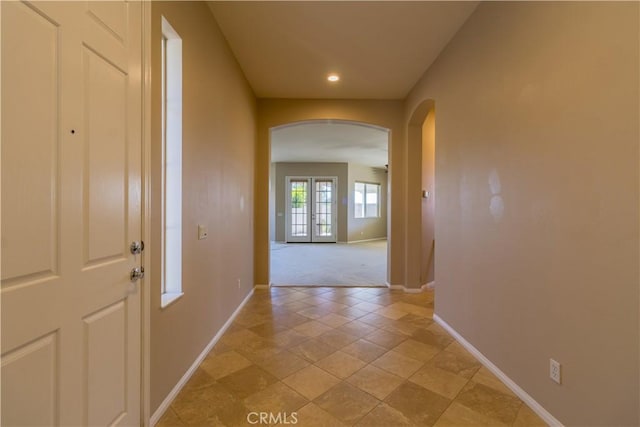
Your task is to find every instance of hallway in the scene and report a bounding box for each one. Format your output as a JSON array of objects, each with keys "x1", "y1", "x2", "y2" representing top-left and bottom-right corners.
[{"x1": 157, "y1": 287, "x2": 545, "y2": 426}]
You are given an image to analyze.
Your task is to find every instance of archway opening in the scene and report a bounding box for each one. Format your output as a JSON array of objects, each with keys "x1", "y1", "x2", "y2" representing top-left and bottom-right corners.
[
  {"x1": 407, "y1": 100, "x2": 436, "y2": 289},
  {"x1": 268, "y1": 119, "x2": 391, "y2": 287}
]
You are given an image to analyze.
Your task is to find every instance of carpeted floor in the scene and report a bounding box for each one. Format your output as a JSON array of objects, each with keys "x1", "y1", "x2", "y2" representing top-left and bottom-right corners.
[{"x1": 270, "y1": 240, "x2": 387, "y2": 286}]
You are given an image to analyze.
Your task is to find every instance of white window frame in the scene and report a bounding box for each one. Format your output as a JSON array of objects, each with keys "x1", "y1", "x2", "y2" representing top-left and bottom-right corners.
[
  {"x1": 161, "y1": 16, "x2": 183, "y2": 308},
  {"x1": 354, "y1": 182, "x2": 381, "y2": 218}
]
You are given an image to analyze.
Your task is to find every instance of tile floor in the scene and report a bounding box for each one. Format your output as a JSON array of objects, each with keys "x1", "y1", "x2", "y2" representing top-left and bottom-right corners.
[{"x1": 157, "y1": 287, "x2": 546, "y2": 426}]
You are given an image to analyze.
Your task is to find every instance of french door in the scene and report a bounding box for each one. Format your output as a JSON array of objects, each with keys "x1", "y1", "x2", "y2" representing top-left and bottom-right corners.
[{"x1": 286, "y1": 177, "x2": 337, "y2": 243}]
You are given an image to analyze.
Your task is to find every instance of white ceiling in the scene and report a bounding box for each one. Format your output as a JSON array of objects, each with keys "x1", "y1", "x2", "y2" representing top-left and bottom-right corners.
[
  {"x1": 207, "y1": 1, "x2": 478, "y2": 166},
  {"x1": 207, "y1": 1, "x2": 478, "y2": 99},
  {"x1": 271, "y1": 121, "x2": 389, "y2": 168}
]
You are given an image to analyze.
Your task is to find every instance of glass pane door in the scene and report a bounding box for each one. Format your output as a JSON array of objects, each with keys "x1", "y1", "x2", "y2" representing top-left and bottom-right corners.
[{"x1": 313, "y1": 179, "x2": 334, "y2": 241}]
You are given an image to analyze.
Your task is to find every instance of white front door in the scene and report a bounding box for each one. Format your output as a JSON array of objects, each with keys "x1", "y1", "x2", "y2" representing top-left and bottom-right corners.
[
  {"x1": 1, "y1": 2, "x2": 143, "y2": 425},
  {"x1": 286, "y1": 177, "x2": 337, "y2": 243}
]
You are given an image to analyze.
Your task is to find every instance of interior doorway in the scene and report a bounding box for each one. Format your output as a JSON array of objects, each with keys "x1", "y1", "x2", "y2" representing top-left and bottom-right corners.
[{"x1": 269, "y1": 120, "x2": 390, "y2": 286}]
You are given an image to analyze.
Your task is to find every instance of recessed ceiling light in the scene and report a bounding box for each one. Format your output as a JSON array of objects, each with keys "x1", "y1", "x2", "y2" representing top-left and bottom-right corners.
[{"x1": 327, "y1": 74, "x2": 340, "y2": 82}]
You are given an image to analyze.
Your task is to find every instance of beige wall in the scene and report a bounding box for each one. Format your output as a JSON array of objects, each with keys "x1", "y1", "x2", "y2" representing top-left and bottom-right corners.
[
  {"x1": 274, "y1": 162, "x2": 348, "y2": 242},
  {"x1": 255, "y1": 99, "x2": 405, "y2": 286},
  {"x1": 405, "y1": 2, "x2": 639, "y2": 425},
  {"x1": 348, "y1": 163, "x2": 388, "y2": 242},
  {"x1": 421, "y1": 111, "x2": 435, "y2": 285},
  {"x1": 150, "y1": 2, "x2": 256, "y2": 413}
]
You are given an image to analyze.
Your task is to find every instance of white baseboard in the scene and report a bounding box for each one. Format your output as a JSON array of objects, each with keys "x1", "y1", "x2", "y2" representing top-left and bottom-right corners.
[
  {"x1": 150, "y1": 289, "x2": 255, "y2": 426},
  {"x1": 426, "y1": 281, "x2": 435, "y2": 289},
  {"x1": 347, "y1": 237, "x2": 387, "y2": 244},
  {"x1": 386, "y1": 283, "x2": 432, "y2": 294},
  {"x1": 433, "y1": 314, "x2": 563, "y2": 427}
]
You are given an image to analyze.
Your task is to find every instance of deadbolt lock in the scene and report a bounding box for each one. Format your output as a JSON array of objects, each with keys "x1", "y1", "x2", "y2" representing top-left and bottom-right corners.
[{"x1": 130, "y1": 241, "x2": 145, "y2": 254}]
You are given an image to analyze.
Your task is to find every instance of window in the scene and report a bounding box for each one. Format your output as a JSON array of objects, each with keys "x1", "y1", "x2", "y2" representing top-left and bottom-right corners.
[
  {"x1": 354, "y1": 182, "x2": 381, "y2": 218},
  {"x1": 161, "y1": 17, "x2": 183, "y2": 308}
]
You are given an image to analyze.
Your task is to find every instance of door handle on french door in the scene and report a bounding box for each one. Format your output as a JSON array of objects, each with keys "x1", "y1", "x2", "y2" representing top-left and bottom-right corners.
[{"x1": 130, "y1": 266, "x2": 145, "y2": 282}]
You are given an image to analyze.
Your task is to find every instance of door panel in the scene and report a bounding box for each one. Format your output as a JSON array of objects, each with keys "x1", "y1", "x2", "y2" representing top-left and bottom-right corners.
[
  {"x1": 1, "y1": 2, "x2": 142, "y2": 425},
  {"x1": 286, "y1": 177, "x2": 337, "y2": 243},
  {"x1": 0, "y1": 332, "x2": 58, "y2": 426},
  {"x1": 1, "y1": 0, "x2": 60, "y2": 284},
  {"x1": 312, "y1": 179, "x2": 336, "y2": 242}
]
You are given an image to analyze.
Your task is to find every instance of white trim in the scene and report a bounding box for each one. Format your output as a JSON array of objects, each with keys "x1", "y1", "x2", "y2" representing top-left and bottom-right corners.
[
  {"x1": 433, "y1": 314, "x2": 563, "y2": 427},
  {"x1": 426, "y1": 281, "x2": 435, "y2": 289},
  {"x1": 347, "y1": 237, "x2": 387, "y2": 244},
  {"x1": 386, "y1": 283, "x2": 432, "y2": 294},
  {"x1": 150, "y1": 289, "x2": 255, "y2": 426},
  {"x1": 141, "y1": 2, "x2": 152, "y2": 425}
]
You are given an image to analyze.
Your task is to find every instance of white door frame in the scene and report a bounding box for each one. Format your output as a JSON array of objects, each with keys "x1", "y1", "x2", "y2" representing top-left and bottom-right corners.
[
  {"x1": 285, "y1": 176, "x2": 338, "y2": 243},
  {"x1": 141, "y1": 2, "x2": 152, "y2": 425}
]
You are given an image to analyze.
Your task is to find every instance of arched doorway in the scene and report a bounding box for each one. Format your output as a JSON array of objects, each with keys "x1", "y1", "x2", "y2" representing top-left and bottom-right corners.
[
  {"x1": 407, "y1": 100, "x2": 436, "y2": 290},
  {"x1": 268, "y1": 120, "x2": 390, "y2": 286}
]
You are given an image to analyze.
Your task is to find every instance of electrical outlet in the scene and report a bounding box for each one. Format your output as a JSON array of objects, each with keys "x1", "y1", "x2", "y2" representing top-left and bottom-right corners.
[{"x1": 550, "y1": 359, "x2": 561, "y2": 384}]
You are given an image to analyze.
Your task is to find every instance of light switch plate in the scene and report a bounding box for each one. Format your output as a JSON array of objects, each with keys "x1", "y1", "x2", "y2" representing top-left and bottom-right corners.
[{"x1": 198, "y1": 225, "x2": 208, "y2": 240}]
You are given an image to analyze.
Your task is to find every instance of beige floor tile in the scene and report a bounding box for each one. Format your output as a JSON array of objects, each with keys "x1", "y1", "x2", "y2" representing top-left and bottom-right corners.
[
  {"x1": 382, "y1": 319, "x2": 420, "y2": 336},
  {"x1": 387, "y1": 302, "x2": 431, "y2": 317},
  {"x1": 217, "y1": 365, "x2": 279, "y2": 399},
  {"x1": 282, "y1": 365, "x2": 341, "y2": 400},
  {"x1": 249, "y1": 321, "x2": 289, "y2": 338},
  {"x1": 313, "y1": 382, "x2": 380, "y2": 425},
  {"x1": 156, "y1": 407, "x2": 186, "y2": 427},
  {"x1": 443, "y1": 340, "x2": 472, "y2": 357},
  {"x1": 243, "y1": 381, "x2": 308, "y2": 414},
  {"x1": 199, "y1": 350, "x2": 252, "y2": 380},
  {"x1": 235, "y1": 341, "x2": 284, "y2": 365},
  {"x1": 428, "y1": 349, "x2": 482, "y2": 378},
  {"x1": 341, "y1": 338, "x2": 388, "y2": 363},
  {"x1": 454, "y1": 381, "x2": 522, "y2": 424},
  {"x1": 471, "y1": 366, "x2": 517, "y2": 397},
  {"x1": 384, "y1": 381, "x2": 451, "y2": 426},
  {"x1": 317, "y1": 329, "x2": 359, "y2": 349},
  {"x1": 171, "y1": 382, "x2": 248, "y2": 426},
  {"x1": 180, "y1": 367, "x2": 216, "y2": 391},
  {"x1": 434, "y1": 401, "x2": 509, "y2": 426},
  {"x1": 513, "y1": 404, "x2": 547, "y2": 426},
  {"x1": 376, "y1": 306, "x2": 409, "y2": 320},
  {"x1": 293, "y1": 320, "x2": 333, "y2": 337},
  {"x1": 409, "y1": 365, "x2": 469, "y2": 399},
  {"x1": 271, "y1": 329, "x2": 309, "y2": 348},
  {"x1": 351, "y1": 301, "x2": 384, "y2": 312},
  {"x1": 257, "y1": 349, "x2": 310, "y2": 379},
  {"x1": 365, "y1": 328, "x2": 407, "y2": 349},
  {"x1": 290, "y1": 338, "x2": 338, "y2": 362},
  {"x1": 337, "y1": 319, "x2": 378, "y2": 338},
  {"x1": 355, "y1": 403, "x2": 417, "y2": 426},
  {"x1": 315, "y1": 350, "x2": 366, "y2": 379},
  {"x1": 346, "y1": 364, "x2": 404, "y2": 400},
  {"x1": 359, "y1": 313, "x2": 392, "y2": 328},
  {"x1": 411, "y1": 328, "x2": 454, "y2": 349},
  {"x1": 297, "y1": 306, "x2": 333, "y2": 320},
  {"x1": 335, "y1": 306, "x2": 370, "y2": 320},
  {"x1": 372, "y1": 350, "x2": 424, "y2": 378},
  {"x1": 393, "y1": 339, "x2": 441, "y2": 362},
  {"x1": 290, "y1": 402, "x2": 348, "y2": 427},
  {"x1": 317, "y1": 313, "x2": 352, "y2": 328},
  {"x1": 218, "y1": 328, "x2": 263, "y2": 349}
]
